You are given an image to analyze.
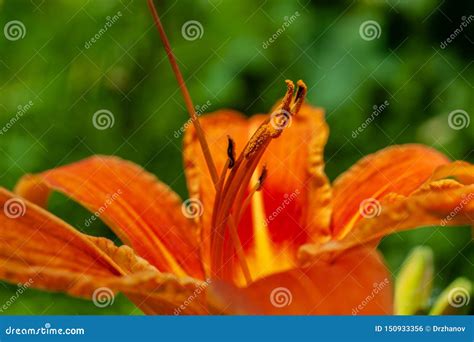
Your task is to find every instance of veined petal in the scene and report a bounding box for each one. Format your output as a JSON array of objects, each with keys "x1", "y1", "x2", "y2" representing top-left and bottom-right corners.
[
  {"x1": 425, "y1": 161, "x2": 474, "y2": 185},
  {"x1": 343, "y1": 178, "x2": 474, "y2": 248},
  {"x1": 14, "y1": 156, "x2": 203, "y2": 278},
  {"x1": 331, "y1": 145, "x2": 449, "y2": 238},
  {"x1": 208, "y1": 247, "x2": 392, "y2": 315},
  {"x1": 0, "y1": 188, "x2": 211, "y2": 315},
  {"x1": 302, "y1": 176, "x2": 474, "y2": 255},
  {"x1": 0, "y1": 187, "x2": 150, "y2": 297}
]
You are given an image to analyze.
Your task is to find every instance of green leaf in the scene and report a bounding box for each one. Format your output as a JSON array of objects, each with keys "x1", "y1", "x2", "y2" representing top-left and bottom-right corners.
[
  {"x1": 394, "y1": 246, "x2": 434, "y2": 315},
  {"x1": 429, "y1": 277, "x2": 472, "y2": 315}
]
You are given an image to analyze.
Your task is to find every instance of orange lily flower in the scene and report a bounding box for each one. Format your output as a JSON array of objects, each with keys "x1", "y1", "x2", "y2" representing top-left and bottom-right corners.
[
  {"x1": 1, "y1": 79, "x2": 473, "y2": 314},
  {"x1": 1, "y1": 1, "x2": 473, "y2": 316}
]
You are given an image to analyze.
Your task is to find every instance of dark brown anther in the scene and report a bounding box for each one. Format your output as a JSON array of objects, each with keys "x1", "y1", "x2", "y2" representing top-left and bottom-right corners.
[
  {"x1": 257, "y1": 165, "x2": 268, "y2": 191},
  {"x1": 291, "y1": 80, "x2": 307, "y2": 115},
  {"x1": 295, "y1": 84, "x2": 305, "y2": 102},
  {"x1": 227, "y1": 135, "x2": 236, "y2": 168}
]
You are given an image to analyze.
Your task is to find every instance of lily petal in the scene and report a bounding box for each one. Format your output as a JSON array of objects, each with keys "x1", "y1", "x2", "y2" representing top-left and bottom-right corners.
[
  {"x1": 14, "y1": 156, "x2": 203, "y2": 278},
  {"x1": 425, "y1": 160, "x2": 474, "y2": 185},
  {"x1": 0, "y1": 188, "x2": 212, "y2": 315},
  {"x1": 208, "y1": 247, "x2": 392, "y2": 315},
  {"x1": 331, "y1": 144, "x2": 449, "y2": 238},
  {"x1": 0, "y1": 187, "x2": 150, "y2": 295},
  {"x1": 341, "y1": 176, "x2": 474, "y2": 248},
  {"x1": 301, "y1": 174, "x2": 474, "y2": 256}
]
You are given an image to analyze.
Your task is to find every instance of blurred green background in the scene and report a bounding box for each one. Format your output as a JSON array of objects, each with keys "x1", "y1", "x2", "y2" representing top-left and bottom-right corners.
[{"x1": 0, "y1": 0, "x2": 472, "y2": 314}]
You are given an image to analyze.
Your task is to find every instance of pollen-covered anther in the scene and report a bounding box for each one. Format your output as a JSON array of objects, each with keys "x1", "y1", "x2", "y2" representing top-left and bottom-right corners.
[
  {"x1": 281, "y1": 79, "x2": 295, "y2": 110},
  {"x1": 267, "y1": 80, "x2": 296, "y2": 137},
  {"x1": 244, "y1": 79, "x2": 308, "y2": 160},
  {"x1": 244, "y1": 125, "x2": 271, "y2": 159}
]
